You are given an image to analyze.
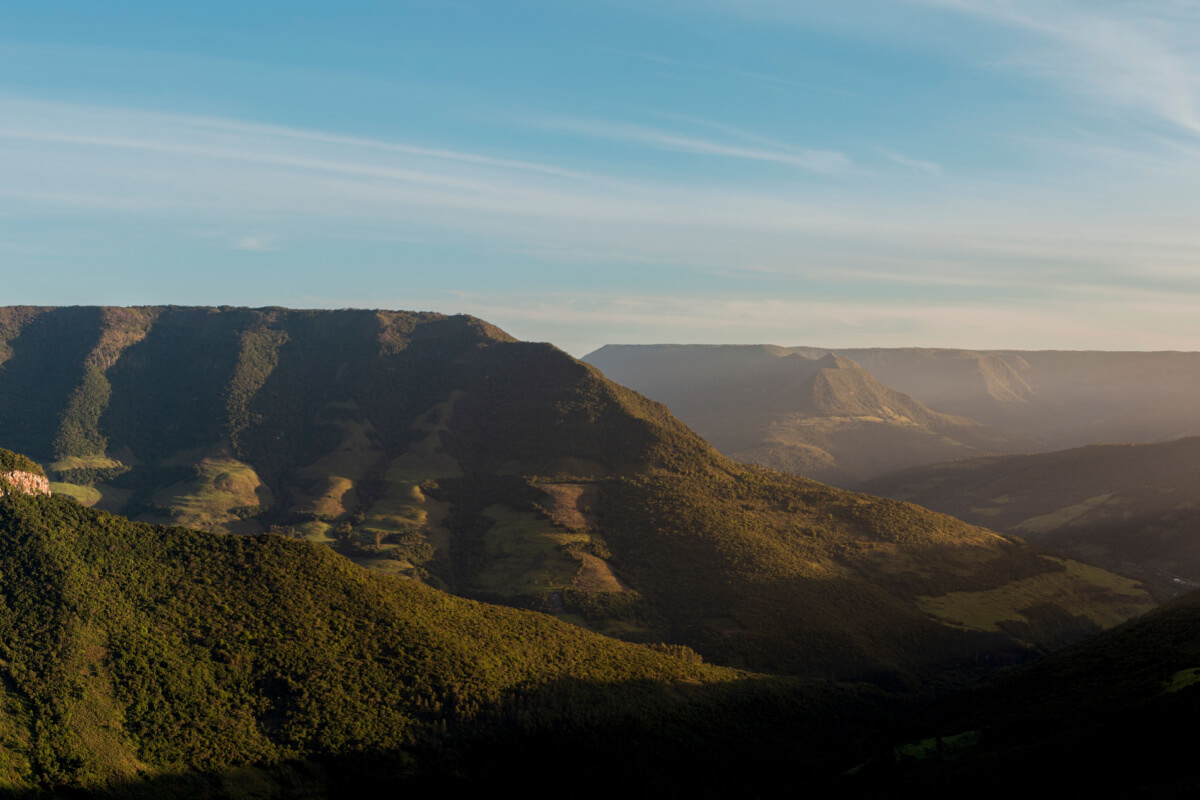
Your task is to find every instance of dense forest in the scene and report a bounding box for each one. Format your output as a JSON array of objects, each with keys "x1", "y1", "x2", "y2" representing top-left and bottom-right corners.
[{"x1": 0, "y1": 487, "x2": 893, "y2": 795}]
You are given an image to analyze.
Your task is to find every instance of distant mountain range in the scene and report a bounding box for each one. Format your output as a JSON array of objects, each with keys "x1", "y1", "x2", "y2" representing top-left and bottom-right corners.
[
  {"x1": 585, "y1": 345, "x2": 1021, "y2": 484},
  {"x1": 585, "y1": 344, "x2": 1200, "y2": 482},
  {"x1": 0, "y1": 307, "x2": 1154, "y2": 690},
  {"x1": 832, "y1": 347, "x2": 1200, "y2": 449}
]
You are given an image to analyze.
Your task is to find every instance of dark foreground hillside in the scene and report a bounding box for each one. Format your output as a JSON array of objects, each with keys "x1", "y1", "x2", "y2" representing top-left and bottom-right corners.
[
  {"x1": 845, "y1": 588, "x2": 1200, "y2": 797},
  {"x1": 0, "y1": 488, "x2": 885, "y2": 797},
  {"x1": 0, "y1": 307, "x2": 1155, "y2": 687}
]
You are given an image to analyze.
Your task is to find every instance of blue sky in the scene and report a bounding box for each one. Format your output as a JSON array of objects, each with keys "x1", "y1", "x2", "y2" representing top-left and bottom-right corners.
[{"x1": 3, "y1": 0, "x2": 1200, "y2": 354}]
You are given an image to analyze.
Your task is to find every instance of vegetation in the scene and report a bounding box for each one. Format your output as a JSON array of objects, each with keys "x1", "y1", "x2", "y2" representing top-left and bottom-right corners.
[
  {"x1": 0, "y1": 450, "x2": 42, "y2": 475},
  {"x1": 0, "y1": 306, "x2": 1157, "y2": 689},
  {"x1": 844, "y1": 588, "x2": 1200, "y2": 794},
  {"x1": 864, "y1": 436, "x2": 1200, "y2": 595},
  {"x1": 0, "y1": 490, "x2": 886, "y2": 795},
  {"x1": 48, "y1": 481, "x2": 101, "y2": 505}
]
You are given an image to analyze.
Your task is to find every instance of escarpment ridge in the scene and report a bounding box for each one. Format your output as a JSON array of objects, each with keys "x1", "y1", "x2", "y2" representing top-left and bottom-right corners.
[{"x1": 0, "y1": 306, "x2": 1155, "y2": 688}]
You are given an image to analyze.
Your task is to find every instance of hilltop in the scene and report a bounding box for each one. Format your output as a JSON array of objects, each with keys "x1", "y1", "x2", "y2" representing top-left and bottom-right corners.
[{"x1": 0, "y1": 307, "x2": 1156, "y2": 686}]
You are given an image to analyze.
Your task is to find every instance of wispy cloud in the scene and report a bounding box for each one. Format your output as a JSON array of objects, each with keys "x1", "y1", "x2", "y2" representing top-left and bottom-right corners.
[
  {"x1": 529, "y1": 116, "x2": 854, "y2": 174},
  {"x1": 878, "y1": 148, "x2": 943, "y2": 175},
  {"x1": 233, "y1": 235, "x2": 276, "y2": 252},
  {"x1": 4, "y1": 93, "x2": 1200, "y2": 345},
  {"x1": 177, "y1": 115, "x2": 597, "y2": 180},
  {"x1": 0, "y1": 96, "x2": 870, "y2": 230},
  {"x1": 604, "y1": 49, "x2": 857, "y2": 97},
  {"x1": 909, "y1": 0, "x2": 1200, "y2": 138}
]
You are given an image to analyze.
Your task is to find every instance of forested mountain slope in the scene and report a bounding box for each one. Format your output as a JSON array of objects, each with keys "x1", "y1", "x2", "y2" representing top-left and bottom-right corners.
[
  {"x1": 0, "y1": 307, "x2": 1155, "y2": 686},
  {"x1": 0, "y1": 478, "x2": 883, "y2": 796}
]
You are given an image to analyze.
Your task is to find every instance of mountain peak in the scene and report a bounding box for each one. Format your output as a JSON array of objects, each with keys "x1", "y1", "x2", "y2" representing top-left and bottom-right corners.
[{"x1": 813, "y1": 352, "x2": 860, "y2": 371}]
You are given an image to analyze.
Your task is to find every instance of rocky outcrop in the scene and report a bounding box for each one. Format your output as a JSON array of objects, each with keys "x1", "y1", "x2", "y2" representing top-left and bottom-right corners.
[{"x1": 0, "y1": 470, "x2": 51, "y2": 497}]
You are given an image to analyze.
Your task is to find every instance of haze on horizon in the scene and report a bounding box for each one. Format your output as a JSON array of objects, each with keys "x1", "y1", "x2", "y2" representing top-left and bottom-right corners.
[{"x1": 3, "y1": 0, "x2": 1200, "y2": 355}]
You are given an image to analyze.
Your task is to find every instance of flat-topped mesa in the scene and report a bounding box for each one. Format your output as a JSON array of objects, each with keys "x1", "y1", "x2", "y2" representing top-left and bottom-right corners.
[{"x1": 0, "y1": 449, "x2": 50, "y2": 497}]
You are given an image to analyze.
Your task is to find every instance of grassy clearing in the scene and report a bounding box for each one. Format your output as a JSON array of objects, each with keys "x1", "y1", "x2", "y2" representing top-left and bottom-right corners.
[
  {"x1": 474, "y1": 505, "x2": 590, "y2": 595},
  {"x1": 1164, "y1": 667, "x2": 1200, "y2": 693},
  {"x1": 293, "y1": 414, "x2": 384, "y2": 517},
  {"x1": 353, "y1": 454, "x2": 456, "y2": 540},
  {"x1": 1057, "y1": 557, "x2": 1150, "y2": 597},
  {"x1": 365, "y1": 480, "x2": 433, "y2": 532},
  {"x1": 300, "y1": 474, "x2": 360, "y2": 519},
  {"x1": 917, "y1": 556, "x2": 1153, "y2": 632},
  {"x1": 294, "y1": 520, "x2": 334, "y2": 543},
  {"x1": 48, "y1": 455, "x2": 123, "y2": 473},
  {"x1": 153, "y1": 457, "x2": 271, "y2": 531},
  {"x1": 539, "y1": 482, "x2": 595, "y2": 530},
  {"x1": 535, "y1": 482, "x2": 624, "y2": 590},
  {"x1": 351, "y1": 477, "x2": 449, "y2": 572},
  {"x1": 573, "y1": 551, "x2": 625, "y2": 592},
  {"x1": 1015, "y1": 494, "x2": 1112, "y2": 535},
  {"x1": 50, "y1": 483, "x2": 101, "y2": 506},
  {"x1": 595, "y1": 618, "x2": 655, "y2": 638}
]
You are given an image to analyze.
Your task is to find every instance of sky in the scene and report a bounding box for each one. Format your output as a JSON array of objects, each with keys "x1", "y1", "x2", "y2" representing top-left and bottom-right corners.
[{"x1": 3, "y1": 0, "x2": 1200, "y2": 355}]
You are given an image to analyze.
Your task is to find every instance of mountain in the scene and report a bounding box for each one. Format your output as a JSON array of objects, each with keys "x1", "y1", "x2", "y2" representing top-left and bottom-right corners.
[
  {"x1": 863, "y1": 437, "x2": 1200, "y2": 594},
  {"x1": 0, "y1": 307, "x2": 1156, "y2": 687},
  {"x1": 0, "y1": 460, "x2": 883, "y2": 796},
  {"x1": 845, "y1": 587, "x2": 1200, "y2": 795},
  {"x1": 587, "y1": 344, "x2": 1200, "y2": 455},
  {"x1": 796, "y1": 347, "x2": 1200, "y2": 450},
  {"x1": 585, "y1": 345, "x2": 1021, "y2": 484}
]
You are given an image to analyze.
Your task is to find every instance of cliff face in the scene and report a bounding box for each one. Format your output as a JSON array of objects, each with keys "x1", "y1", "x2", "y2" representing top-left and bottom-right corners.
[{"x1": 0, "y1": 470, "x2": 50, "y2": 497}]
